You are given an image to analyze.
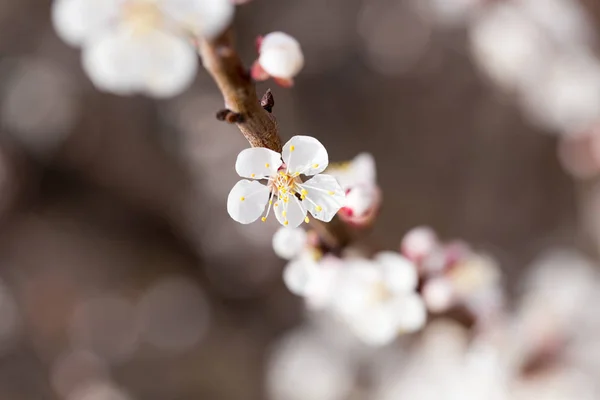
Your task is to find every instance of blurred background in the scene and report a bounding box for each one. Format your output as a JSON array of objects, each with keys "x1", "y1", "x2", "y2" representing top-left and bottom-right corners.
[{"x1": 1, "y1": 0, "x2": 600, "y2": 398}]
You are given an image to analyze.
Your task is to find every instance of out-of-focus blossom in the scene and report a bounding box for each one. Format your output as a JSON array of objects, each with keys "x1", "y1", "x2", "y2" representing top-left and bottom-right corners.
[
  {"x1": 227, "y1": 136, "x2": 345, "y2": 227},
  {"x1": 330, "y1": 253, "x2": 425, "y2": 346},
  {"x1": 400, "y1": 225, "x2": 438, "y2": 263},
  {"x1": 272, "y1": 226, "x2": 308, "y2": 260},
  {"x1": 51, "y1": 350, "x2": 110, "y2": 399},
  {"x1": 358, "y1": 0, "x2": 432, "y2": 76},
  {"x1": 136, "y1": 276, "x2": 210, "y2": 352},
  {"x1": 469, "y1": 3, "x2": 549, "y2": 91},
  {"x1": 252, "y1": 32, "x2": 304, "y2": 87},
  {"x1": 520, "y1": 54, "x2": 600, "y2": 135},
  {"x1": 68, "y1": 295, "x2": 140, "y2": 363},
  {"x1": 66, "y1": 380, "x2": 133, "y2": 400},
  {"x1": 284, "y1": 253, "x2": 342, "y2": 310},
  {"x1": 327, "y1": 153, "x2": 381, "y2": 226},
  {"x1": 519, "y1": 0, "x2": 595, "y2": 49},
  {"x1": 417, "y1": 0, "x2": 482, "y2": 27},
  {"x1": 267, "y1": 327, "x2": 354, "y2": 400},
  {"x1": 52, "y1": 0, "x2": 234, "y2": 97},
  {"x1": 1, "y1": 58, "x2": 78, "y2": 155}
]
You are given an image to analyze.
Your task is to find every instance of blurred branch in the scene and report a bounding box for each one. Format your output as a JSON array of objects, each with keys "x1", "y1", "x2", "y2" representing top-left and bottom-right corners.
[{"x1": 197, "y1": 29, "x2": 352, "y2": 249}]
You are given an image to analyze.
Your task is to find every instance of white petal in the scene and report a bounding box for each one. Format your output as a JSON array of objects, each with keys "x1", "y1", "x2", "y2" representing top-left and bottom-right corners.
[
  {"x1": 282, "y1": 136, "x2": 329, "y2": 176},
  {"x1": 159, "y1": 0, "x2": 234, "y2": 39},
  {"x1": 52, "y1": 0, "x2": 120, "y2": 46},
  {"x1": 259, "y1": 32, "x2": 305, "y2": 79},
  {"x1": 235, "y1": 147, "x2": 282, "y2": 179},
  {"x1": 395, "y1": 294, "x2": 427, "y2": 333},
  {"x1": 283, "y1": 257, "x2": 314, "y2": 296},
  {"x1": 350, "y1": 153, "x2": 376, "y2": 187},
  {"x1": 272, "y1": 227, "x2": 307, "y2": 260},
  {"x1": 345, "y1": 307, "x2": 400, "y2": 346},
  {"x1": 375, "y1": 251, "x2": 419, "y2": 293},
  {"x1": 274, "y1": 196, "x2": 307, "y2": 228},
  {"x1": 300, "y1": 174, "x2": 345, "y2": 222},
  {"x1": 330, "y1": 259, "x2": 381, "y2": 317},
  {"x1": 227, "y1": 180, "x2": 269, "y2": 224},
  {"x1": 83, "y1": 29, "x2": 197, "y2": 97}
]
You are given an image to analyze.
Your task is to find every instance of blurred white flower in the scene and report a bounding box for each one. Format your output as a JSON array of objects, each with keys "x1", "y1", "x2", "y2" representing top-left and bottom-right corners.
[
  {"x1": 331, "y1": 253, "x2": 425, "y2": 346},
  {"x1": 400, "y1": 225, "x2": 438, "y2": 264},
  {"x1": 227, "y1": 136, "x2": 345, "y2": 227},
  {"x1": 252, "y1": 32, "x2": 304, "y2": 87},
  {"x1": 267, "y1": 327, "x2": 354, "y2": 400},
  {"x1": 284, "y1": 254, "x2": 341, "y2": 309},
  {"x1": 272, "y1": 226, "x2": 308, "y2": 260},
  {"x1": 520, "y1": 54, "x2": 600, "y2": 135},
  {"x1": 52, "y1": 0, "x2": 234, "y2": 97},
  {"x1": 327, "y1": 153, "x2": 380, "y2": 223},
  {"x1": 469, "y1": 3, "x2": 550, "y2": 91}
]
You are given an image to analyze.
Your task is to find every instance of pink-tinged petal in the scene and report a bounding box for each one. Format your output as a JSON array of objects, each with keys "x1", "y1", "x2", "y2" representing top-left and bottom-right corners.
[
  {"x1": 235, "y1": 147, "x2": 282, "y2": 179},
  {"x1": 227, "y1": 180, "x2": 269, "y2": 224},
  {"x1": 251, "y1": 60, "x2": 270, "y2": 81},
  {"x1": 281, "y1": 136, "x2": 328, "y2": 176},
  {"x1": 274, "y1": 196, "x2": 307, "y2": 228},
  {"x1": 300, "y1": 174, "x2": 345, "y2": 222}
]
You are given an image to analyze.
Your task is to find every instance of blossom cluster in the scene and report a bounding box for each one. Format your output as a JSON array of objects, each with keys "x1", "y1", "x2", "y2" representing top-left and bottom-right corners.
[
  {"x1": 469, "y1": 0, "x2": 599, "y2": 136},
  {"x1": 273, "y1": 225, "x2": 426, "y2": 346},
  {"x1": 401, "y1": 226, "x2": 504, "y2": 324}
]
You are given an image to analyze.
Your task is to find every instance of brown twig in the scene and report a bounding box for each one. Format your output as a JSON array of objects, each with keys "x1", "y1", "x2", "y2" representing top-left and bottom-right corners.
[{"x1": 198, "y1": 29, "x2": 352, "y2": 249}]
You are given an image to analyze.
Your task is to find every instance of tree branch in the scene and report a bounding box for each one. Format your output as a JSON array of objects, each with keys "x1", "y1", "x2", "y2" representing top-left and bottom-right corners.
[{"x1": 198, "y1": 29, "x2": 352, "y2": 249}]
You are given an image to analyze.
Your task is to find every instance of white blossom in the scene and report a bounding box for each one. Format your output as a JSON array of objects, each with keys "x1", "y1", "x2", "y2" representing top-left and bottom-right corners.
[
  {"x1": 52, "y1": 0, "x2": 234, "y2": 97},
  {"x1": 253, "y1": 32, "x2": 304, "y2": 86},
  {"x1": 227, "y1": 136, "x2": 345, "y2": 228},
  {"x1": 327, "y1": 153, "x2": 380, "y2": 220},
  {"x1": 272, "y1": 226, "x2": 308, "y2": 260},
  {"x1": 330, "y1": 253, "x2": 425, "y2": 346},
  {"x1": 400, "y1": 225, "x2": 438, "y2": 263},
  {"x1": 284, "y1": 253, "x2": 342, "y2": 309}
]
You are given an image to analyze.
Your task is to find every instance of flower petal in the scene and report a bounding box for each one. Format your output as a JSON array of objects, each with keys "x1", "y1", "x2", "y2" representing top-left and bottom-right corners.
[
  {"x1": 235, "y1": 147, "x2": 283, "y2": 179},
  {"x1": 274, "y1": 196, "x2": 307, "y2": 228},
  {"x1": 272, "y1": 227, "x2": 307, "y2": 260},
  {"x1": 159, "y1": 0, "x2": 234, "y2": 39},
  {"x1": 300, "y1": 174, "x2": 345, "y2": 222},
  {"x1": 82, "y1": 29, "x2": 197, "y2": 97},
  {"x1": 375, "y1": 251, "x2": 419, "y2": 293},
  {"x1": 282, "y1": 256, "x2": 314, "y2": 296},
  {"x1": 52, "y1": 0, "x2": 120, "y2": 47},
  {"x1": 327, "y1": 152, "x2": 376, "y2": 189},
  {"x1": 282, "y1": 136, "x2": 328, "y2": 176},
  {"x1": 395, "y1": 293, "x2": 427, "y2": 333},
  {"x1": 227, "y1": 180, "x2": 269, "y2": 224},
  {"x1": 346, "y1": 307, "x2": 401, "y2": 346}
]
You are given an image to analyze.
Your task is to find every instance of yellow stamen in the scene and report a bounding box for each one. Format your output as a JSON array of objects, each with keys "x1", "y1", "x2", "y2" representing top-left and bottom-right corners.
[
  {"x1": 261, "y1": 217, "x2": 267, "y2": 222},
  {"x1": 316, "y1": 205, "x2": 323, "y2": 212},
  {"x1": 284, "y1": 220, "x2": 289, "y2": 226},
  {"x1": 251, "y1": 173, "x2": 255, "y2": 178},
  {"x1": 304, "y1": 216, "x2": 310, "y2": 223},
  {"x1": 313, "y1": 164, "x2": 319, "y2": 168},
  {"x1": 274, "y1": 203, "x2": 279, "y2": 207},
  {"x1": 269, "y1": 200, "x2": 273, "y2": 205},
  {"x1": 283, "y1": 197, "x2": 289, "y2": 203},
  {"x1": 328, "y1": 191, "x2": 335, "y2": 195},
  {"x1": 240, "y1": 197, "x2": 245, "y2": 201},
  {"x1": 265, "y1": 163, "x2": 270, "y2": 168},
  {"x1": 301, "y1": 189, "x2": 308, "y2": 195},
  {"x1": 290, "y1": 145, "x2": 295, "y2": 151},
  {"x1": 282, "y1": 211, "x2": 287, "y2": 217}
]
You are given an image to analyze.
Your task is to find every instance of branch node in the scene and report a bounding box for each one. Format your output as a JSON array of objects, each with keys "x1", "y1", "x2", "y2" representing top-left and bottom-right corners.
[
  {"x1": 216, "y1": 109, "x2": 244, "y2": 123},
  {"x1": 261, "y1": 89, "x2": 275, "y2": 113}
]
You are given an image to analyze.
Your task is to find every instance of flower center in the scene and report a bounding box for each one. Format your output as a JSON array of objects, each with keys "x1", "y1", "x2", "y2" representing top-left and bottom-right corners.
[
  {"x1": 270, "y1": 170, "x2": 300, "y2": 201},
  {"x1": 122, "y1": 1, "x2": 162, "y2": 34},
  {"x1": 370, "y1": 281, "x2": 393, "y2": 304}
]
